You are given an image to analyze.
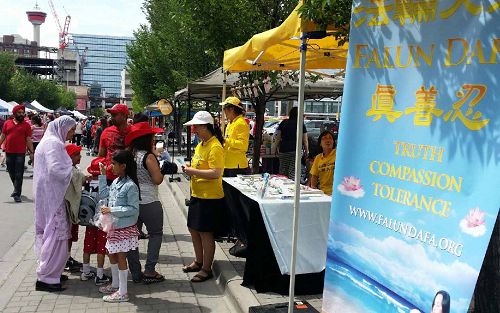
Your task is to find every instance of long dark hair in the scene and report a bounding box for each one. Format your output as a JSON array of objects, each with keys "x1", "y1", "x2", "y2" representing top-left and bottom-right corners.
[
  {"x1": 31, "y1": 115, "x2": 42, "y2": 127},
  {"x1": 432, "y1": 290, "x2": 450, "y2": 313},
  {"x1": 288, "y1": 107, "x2": 298, "y2": 120},
  {"x1": 128, "y1": 134, "x2": 154, "y2": 154},
  {"x1": 206, "y1": 123, "x2": 224, "y2": 145},
  {"x1": 112, "y1": 150, "x2": 141, "y2": 199}
]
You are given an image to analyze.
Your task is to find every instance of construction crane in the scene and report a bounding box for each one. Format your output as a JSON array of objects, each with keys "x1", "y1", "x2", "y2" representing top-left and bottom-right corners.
[
  {"x1": 70, "y1": 37, "x2": 88, "y2": 84},
  {"x1": 47, "y1": 0, "x2": 71, "y2": 50}
]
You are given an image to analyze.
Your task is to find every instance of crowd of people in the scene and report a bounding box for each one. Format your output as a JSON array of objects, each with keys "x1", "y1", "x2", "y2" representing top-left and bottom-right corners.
[{"x1": 0, "y1": 98, "x2": 337, "y2": 303}]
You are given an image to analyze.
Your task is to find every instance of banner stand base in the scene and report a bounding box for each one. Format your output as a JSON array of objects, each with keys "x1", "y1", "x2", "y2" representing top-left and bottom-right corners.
[{"x1": 249, "y1": 300, "x2": 319, "y2": 313}]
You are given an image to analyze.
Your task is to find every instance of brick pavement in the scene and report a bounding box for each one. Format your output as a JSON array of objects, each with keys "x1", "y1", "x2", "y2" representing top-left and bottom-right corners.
[
  {"x1": 166, "y1": 173, "x2": 323, "y2": 312},
  {"x1": 0, "y1": 180, "x2": 235, "y2": 313}
]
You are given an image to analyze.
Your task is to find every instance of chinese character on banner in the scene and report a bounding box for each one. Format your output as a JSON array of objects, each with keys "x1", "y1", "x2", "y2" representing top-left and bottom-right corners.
[
  {"x1": 353, "y1": 0, "x2": 393, "y2": 27},
  {"x1": 405, "y1": 86, "x2": 443, "y2": 126},
  {"x1": 443, "y1": 84, "x2": 490, "y2": 130},
  {"x1": 440, "y1": 0, "x2": 483, "y2": 19},
  {"x1": 366, "y1": 84, "x2": 402, "y2": 122}
]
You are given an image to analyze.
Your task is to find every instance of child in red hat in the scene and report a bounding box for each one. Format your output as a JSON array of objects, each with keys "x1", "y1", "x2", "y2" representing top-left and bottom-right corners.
[
  {"x1": 64, "y1": 144, "x2": 87, "y2": 272},
  {"x1": 80, "y1": 155, "x2": 112, "y2": 285}
]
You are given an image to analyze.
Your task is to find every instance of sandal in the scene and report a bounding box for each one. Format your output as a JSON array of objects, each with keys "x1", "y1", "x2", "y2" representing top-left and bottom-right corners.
[
  {"x1": 191, "y1": 269, "x2": 213, "y2": 283},
  {"x1": 182, "y1": 261, "x2": 202, "y2": 273},
  {"x1": 142, "y1": 272, "x2": 165, "y2": 284}
]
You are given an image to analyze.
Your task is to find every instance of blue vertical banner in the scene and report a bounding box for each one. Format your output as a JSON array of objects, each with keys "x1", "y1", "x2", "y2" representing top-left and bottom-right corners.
[{"x1": 323, "y1": 1, "x2": 500, "y2": 313}]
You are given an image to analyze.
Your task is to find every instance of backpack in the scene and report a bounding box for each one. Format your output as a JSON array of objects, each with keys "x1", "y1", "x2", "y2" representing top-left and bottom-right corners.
[
  {"x1": 142, "y1": 151, "x2": 177, "y2": 175},
  {"x1": 79, "y1": 190, "x2": 98, "y2": 226}
]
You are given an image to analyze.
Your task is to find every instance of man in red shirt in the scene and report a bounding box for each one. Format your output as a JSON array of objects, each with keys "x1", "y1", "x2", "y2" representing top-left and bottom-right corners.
[
  {"x1": 98, "y1": 104, "x2": 130, "y2": 184},
  {"x1": 0, "y1": 105, "x2": 34, "y2": 202}
]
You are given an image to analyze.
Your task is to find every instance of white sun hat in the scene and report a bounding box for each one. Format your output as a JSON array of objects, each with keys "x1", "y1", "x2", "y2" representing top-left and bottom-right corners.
[{"x1": 183, "y1": 111, "x2": 214, "y2": 126}]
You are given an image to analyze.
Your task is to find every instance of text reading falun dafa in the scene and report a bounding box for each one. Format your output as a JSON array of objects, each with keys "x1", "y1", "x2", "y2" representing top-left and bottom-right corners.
[
  {"x1": 353, "y1": 0, "x2": 500, "y2": 27},
  {"x1": 366, "y1": 84, "x2": 489, "y2": 130}
]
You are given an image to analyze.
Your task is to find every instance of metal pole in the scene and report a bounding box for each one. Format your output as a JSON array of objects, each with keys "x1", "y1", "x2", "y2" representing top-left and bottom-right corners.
[
  {"x1": 288, "y1": 34, "x2": 307, "y2": 313},
  {"x1": 187, "y1": 93, "x2": 192, "y2": 161},
  {"x1": 221, "y1": 71, "x2": 227, "y2": 133}
]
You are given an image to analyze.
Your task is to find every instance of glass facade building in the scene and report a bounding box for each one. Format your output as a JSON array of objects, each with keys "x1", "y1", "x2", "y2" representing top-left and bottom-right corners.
[{"x1": 68, "y1": 34, "x2": 133, "y2": 98}]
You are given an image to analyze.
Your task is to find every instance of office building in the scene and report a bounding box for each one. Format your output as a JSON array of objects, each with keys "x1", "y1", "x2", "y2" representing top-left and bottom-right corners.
[{"x1": 68, "y1": 34, "x2": 133, "y2": 104}]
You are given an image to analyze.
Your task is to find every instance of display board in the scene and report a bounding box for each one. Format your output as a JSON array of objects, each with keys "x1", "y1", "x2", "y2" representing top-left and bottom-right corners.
[{"x1": 323, "y1": 1, "x2": 500, "y2": 312}]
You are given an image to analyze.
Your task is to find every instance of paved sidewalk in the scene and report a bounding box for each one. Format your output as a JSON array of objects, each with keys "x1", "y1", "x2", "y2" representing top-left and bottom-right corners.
[
  {"x1": 0, "y1": 180, "x2": 235, "y2": 313},
  {"x1": 166, "y1": 172, "x2": 324, "y2": 312}
]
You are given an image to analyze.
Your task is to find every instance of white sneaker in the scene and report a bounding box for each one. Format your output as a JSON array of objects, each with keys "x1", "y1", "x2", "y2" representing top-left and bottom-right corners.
[
  {"x1": 99, "y1": 284, "x2": 119, "y2": 294},
  {"x1": 80, "y1": 271, "x2": 96, "y2": 281},
  {"x1": 103, "y1": 291, "x2": 129, "y2": 302}
]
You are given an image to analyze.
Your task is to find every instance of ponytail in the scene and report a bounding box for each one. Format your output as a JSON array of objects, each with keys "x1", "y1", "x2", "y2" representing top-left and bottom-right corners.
[{"x1": 207, "y1": 123, "x2": 224, "y2": 145}]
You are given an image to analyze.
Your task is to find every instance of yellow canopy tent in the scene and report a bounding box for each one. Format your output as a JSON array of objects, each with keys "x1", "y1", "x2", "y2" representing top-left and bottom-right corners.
[
  {"x1": 223, "y1": 2, "x2": 347, "y2": 73},
  {"x1": 222, "y1": 3, "x2": 348, "y2": 312}
]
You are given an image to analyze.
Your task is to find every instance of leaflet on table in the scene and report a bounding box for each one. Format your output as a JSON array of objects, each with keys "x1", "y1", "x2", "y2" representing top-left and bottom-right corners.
[
  {"x1": 231, "y1": 174, "x2": 325, "y2": 198},
  {"x1": 323, "y1": 2, "x2": 500, "y2": 313}
]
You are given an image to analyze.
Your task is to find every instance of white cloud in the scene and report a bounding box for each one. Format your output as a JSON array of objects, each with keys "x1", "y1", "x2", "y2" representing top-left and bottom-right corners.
[
  {"x1": 0, "y1": 0, "x2": 146, "y2": 47},
  {"x1": 332, "y1": 222, "x2": 478, "y2": 312}
]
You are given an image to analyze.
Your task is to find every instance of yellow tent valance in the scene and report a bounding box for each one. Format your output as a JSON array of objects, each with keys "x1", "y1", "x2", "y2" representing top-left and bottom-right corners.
[{"x1": 223, "y1": 2, "x2": 348, "y2": 72}]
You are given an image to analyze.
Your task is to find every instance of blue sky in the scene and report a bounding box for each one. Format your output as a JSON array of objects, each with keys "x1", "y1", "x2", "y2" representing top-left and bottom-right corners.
[{"x1": 0, "y1": 0, "x2": 147, "y2": 47}]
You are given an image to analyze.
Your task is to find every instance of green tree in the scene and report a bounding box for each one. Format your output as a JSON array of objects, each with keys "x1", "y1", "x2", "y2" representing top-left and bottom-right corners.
[
  {"x1": 299, "y1": 0, "x2": 352, "y2": 45},
  {"x1": 0, "y1": 52, "x2": 17, "y2": 99},
  {"x1": 127, "y1": 0, "x2": 296, "y2": 108}
]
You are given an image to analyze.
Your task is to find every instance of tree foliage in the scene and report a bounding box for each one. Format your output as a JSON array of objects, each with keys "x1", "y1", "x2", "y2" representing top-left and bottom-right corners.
[
  {"x1": 0, "y1": 52, "x2": 76, "y2": 110},
  {"x1": 299, "y1": 0, "x2": 353, "y2": 45},
  {"x1": 127, "y1": 0, "x2": 297, "y2": 108},
  {"x1": 0, "y1": 52, "x2": 16, "y2": 99}
]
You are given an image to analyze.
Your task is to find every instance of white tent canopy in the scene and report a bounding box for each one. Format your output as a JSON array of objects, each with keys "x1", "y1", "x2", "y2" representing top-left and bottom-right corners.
[
  {"x1": 0, "y1": 99, "x2": 11, "y2": 114},
  {"x1": 31, "y1": 100, "x2": 54, "y2": 113},
  {"x1": 72, "y1": 110, "x2": 86, "y2": 119}
]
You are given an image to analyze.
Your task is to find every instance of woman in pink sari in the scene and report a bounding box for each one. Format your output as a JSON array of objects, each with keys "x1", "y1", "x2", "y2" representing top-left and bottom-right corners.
[{"x1": 33, "y1": 115, "x2": 76, "y2": 292}]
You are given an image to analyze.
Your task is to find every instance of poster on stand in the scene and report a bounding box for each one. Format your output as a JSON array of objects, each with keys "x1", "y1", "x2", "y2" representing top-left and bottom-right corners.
[{"x1": 323, "y1": 1, "x2": 499, "y2": 313}]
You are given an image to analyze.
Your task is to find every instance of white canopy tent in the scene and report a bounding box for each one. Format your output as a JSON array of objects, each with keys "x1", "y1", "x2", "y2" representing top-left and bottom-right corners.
[
  {"x1": 31, "y1": 100, "x2": 54, "y2": 113},
  {"x1": 0, "y1": 99, "x2": 11, "y2": 114},
  {"x1": 72, "y1": 110, "x2": 87, "y2": 119}
]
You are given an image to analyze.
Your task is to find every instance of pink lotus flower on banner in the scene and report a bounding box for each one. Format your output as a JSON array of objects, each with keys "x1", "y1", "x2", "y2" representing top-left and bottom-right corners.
[
  {"x1": 459, "y1": 208, "x2": 486, "y2": 237},
  {"x1": 337, "y1": 176, "x2": 365, "y2": 198}
]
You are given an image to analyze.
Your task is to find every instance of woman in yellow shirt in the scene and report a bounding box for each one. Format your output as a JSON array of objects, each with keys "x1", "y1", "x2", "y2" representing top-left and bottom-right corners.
[
  {"x1": 309, "y1": 131, "x2": 336, "y2": 195},
  {"x1": 220, "y1": 96, "x2": 250, "y2": 256},
  {"x1": 220, "y1": 96, "x2": 249, "y2": 176},
  {"x1": 180, "y1": 111, "x2": 225, "y2": 283}
]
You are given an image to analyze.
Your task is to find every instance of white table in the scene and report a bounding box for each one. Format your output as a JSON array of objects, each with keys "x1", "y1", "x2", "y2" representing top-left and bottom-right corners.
[{"x1": 223, "y1": 177, "x2": 332, "y2": 275}]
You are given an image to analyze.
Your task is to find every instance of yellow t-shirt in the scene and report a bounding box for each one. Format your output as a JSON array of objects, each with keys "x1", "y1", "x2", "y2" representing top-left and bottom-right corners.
[
  {"x1": 190, "y1": 136, "x2": 225, "y2": 199},
  {"x1": 310, "y1": 149, "x2": 336, "y2": 195},
  {"x1": 224, "y1": 115, "x2": 249, "y2": 169}
]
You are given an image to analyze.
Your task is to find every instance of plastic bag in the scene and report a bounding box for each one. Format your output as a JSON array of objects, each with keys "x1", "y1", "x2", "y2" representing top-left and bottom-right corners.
[{"x1": 91, "y1": 199, "x2": 117, "y2": 233}]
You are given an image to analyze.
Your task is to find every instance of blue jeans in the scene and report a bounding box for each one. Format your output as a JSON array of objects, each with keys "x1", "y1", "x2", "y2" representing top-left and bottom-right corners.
[{"x1": 6, "y1": 153, "x2": 26, "y2": 197}]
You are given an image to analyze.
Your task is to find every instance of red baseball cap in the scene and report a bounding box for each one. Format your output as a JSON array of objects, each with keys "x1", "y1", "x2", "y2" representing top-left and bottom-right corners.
[
  {"x1": 125, "y1": 122, "x2": 163, "y2": 146},
  {"x1": 65, "y1": 144, "x2": 82, "y2": 157},
  {"x1": 106, "y1": 104, "x2": 129, "y2": 115}
]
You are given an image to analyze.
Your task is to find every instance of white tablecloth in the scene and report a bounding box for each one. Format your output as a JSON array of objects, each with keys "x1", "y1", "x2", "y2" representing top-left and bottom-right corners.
[{"x1": 223, "y1": 177, "x2": 332, "y2": 275}]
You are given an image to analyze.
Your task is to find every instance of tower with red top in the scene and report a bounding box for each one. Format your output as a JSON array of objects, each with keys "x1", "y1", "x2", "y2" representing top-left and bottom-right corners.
[{"x1": 26, "y1": 3, "x2": 47, "y2": 46}]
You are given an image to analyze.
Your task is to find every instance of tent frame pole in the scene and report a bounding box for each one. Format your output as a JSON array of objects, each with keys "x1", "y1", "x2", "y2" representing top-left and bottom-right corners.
[
  {"x1": 288, "y1": 33, "x2": 307, "y2": 313},
  {"x1": 221, "y1": 71, "x2": 227, "y2": 133}
]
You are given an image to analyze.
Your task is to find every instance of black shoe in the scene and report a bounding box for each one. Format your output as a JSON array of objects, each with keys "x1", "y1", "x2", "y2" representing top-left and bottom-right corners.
[
  {"x1": 35, "y1": 281, "x2": 65, "y2": 292},
  {"x1": 10, "y1": 192, "x2": 15, "y2": 197},
  {"x1": 60, "y1": 274, "x2": 69, "y2": 281},
  {"x1": 13, "y1": 196, "x2": 21, "y2": 203},
  {"x1": 229, "y1": 241, "x2": 248, "y2": 258},
  {"x1": 132, "y1": 272, "x2": 144, "y2": 283},
  {"x1": 68, "y1": 257, "x2": 83, "y2": 267}
]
